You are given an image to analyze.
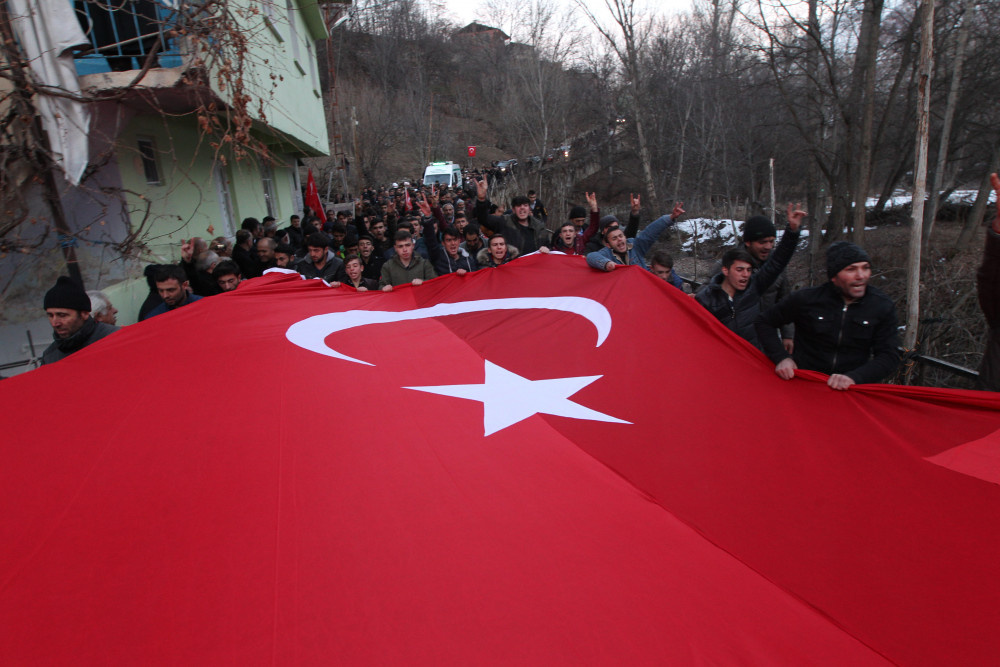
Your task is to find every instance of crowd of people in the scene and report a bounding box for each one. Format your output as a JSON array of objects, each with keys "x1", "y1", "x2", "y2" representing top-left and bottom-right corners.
[{"x1": 36, "y1": 173, "x2": 1000, "y2": 391}]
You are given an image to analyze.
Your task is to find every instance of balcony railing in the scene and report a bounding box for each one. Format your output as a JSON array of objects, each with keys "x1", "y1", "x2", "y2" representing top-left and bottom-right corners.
[{"x1": 71, "y1": 0, "x2": 184, "y2": 76}]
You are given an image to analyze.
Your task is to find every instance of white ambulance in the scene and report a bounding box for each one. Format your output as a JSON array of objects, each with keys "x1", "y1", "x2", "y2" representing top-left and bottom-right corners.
[{"x1": 422, "y1": 162, "x2": 462, "y2": 188}]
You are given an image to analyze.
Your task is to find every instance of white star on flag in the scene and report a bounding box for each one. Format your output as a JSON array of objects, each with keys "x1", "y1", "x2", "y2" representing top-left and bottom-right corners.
[{"x1": 404, "y1": 360, "x2": 631, "y2": 436}]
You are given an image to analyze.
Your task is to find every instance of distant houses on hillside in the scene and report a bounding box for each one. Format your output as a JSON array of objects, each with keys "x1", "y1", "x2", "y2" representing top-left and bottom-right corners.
[{"x1": 453, "y1": 22, "x2": 510, "y2": 46}]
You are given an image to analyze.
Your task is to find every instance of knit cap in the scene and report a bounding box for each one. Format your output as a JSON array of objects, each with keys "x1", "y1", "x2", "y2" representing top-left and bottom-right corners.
[
  {"x1": 44, "y1": 276, "x2": 91, "y2": 312},
  {"x1": 742, "y1": 216, "x2": 776, "y2": 242},
  {"x1": 826, "y1": 241, "x2": 871, "y2": 279}
]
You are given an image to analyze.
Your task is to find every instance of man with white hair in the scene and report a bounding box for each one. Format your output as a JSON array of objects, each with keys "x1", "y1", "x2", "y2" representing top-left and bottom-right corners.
[{"x1": 86, "y1": 290, "x2": 118, "y2": 325}]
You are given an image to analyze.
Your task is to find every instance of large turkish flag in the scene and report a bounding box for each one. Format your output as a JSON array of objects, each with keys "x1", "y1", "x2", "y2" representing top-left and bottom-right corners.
[{"x1": 3, "y1": 255, "x2": 1000, "y2": 664}]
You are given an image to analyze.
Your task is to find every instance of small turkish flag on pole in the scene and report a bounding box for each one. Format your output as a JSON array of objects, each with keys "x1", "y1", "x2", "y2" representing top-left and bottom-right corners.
[
  {"x1": 306, "y1": 169, "x2": 326, "y2": 224},
  {"x1": 467, "y1": 146, "x2": 477, "y2": 157}
]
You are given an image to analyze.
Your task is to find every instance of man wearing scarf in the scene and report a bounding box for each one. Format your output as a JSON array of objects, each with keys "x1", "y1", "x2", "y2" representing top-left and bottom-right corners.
[{"x1": 41, "y1": 276, "x2": 119, "y2": 365}]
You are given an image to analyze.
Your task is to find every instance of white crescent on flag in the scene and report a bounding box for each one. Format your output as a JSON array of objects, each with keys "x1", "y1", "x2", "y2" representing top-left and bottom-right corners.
[{"x1": 285, "y1": 296, "x2": 612, "y2": 366}]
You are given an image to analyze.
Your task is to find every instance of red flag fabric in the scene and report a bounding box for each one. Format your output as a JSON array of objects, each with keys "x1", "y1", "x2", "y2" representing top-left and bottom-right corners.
[
  {"x1": 467, "y1": 145, "x2": 476, "y2": 157},
  {"x1": 305, "y1": 169, "x2": 326, "y2": 224},
  {"x1": 3, "y1": 256, "x2": 1000, "y2": 664}
]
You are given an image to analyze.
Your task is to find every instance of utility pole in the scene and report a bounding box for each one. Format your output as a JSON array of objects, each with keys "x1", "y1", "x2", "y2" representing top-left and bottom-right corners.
[
  {"x1": 351, "y1": 105, "x2": 359, "y2": 194},
  {"x1": 769, "y1": 157, "x2": 776, "y2": 224},
  {"x1": 322, "y1": 5, "x2": 349, "y2": 199},
  {"x1": 426, "y1": 92, "x2": 434, "y2": 165}
]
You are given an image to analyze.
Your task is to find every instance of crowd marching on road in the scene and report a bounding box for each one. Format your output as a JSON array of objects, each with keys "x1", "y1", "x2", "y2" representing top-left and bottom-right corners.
[{"x1": 37, "y1": 171, "x2": 1000, "y2": 391}]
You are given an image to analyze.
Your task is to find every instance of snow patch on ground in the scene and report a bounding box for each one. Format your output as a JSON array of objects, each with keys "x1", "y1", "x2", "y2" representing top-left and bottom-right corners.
[
  {"x1": 675, "y1": 217, "x2": 811, "y2": 251},
  {"x1": 866, "y1": 189, "x2": 997, "y2": 208},
  {"x1": 676, "y1": 186, "x2": 994, "y2": 251}
]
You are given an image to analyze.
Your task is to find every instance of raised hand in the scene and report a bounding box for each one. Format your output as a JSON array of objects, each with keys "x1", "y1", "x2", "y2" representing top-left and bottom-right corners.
[
  {"x1": 476, "y1": 177, "x2": 489, "y2": 201},
  {"x1": 416, "y1": 193, "x2": 432, "y2": 218},
  {"x1": 180, "y1": 238, "x2": 194, "y2": 263},
  {"x1": 585, "y1": 191, "x2": 598, "y2": 212},
  {"x1": 630, "y1": 193, "x2": 641, "y2": 215},
  {"x1": 786, "y1": 202, "x2": 807, "y2": 231},
  {"x1": 671, "y1": 201, "x2": 685, "y2": 220}
]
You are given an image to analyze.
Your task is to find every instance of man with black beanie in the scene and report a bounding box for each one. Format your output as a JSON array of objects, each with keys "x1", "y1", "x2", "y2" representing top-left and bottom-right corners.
[
  {"x1": 41, "y1": 276, "x2": 119, "y2": 365},
  {"x1": 754, "y1": 241, "x2": 900, "y2": 390},
  {"x1": 742, "y1": 215, "x2": 795, "y2": 352},
  {"x1": 472, "y1": 177, "x2": 551, "y2": 254}
]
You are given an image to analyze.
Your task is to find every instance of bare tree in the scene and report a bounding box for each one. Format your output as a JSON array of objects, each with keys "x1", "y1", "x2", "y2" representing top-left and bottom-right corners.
[
  {"x1": 904, "y1": 0, "x2": 934, "y2": 354},
  {"x1": 574, "y1": 0, "x2": 659, "y2": 210},
  {"x1": 923, "y1": 0, "x2": 975, "y2": 246}
]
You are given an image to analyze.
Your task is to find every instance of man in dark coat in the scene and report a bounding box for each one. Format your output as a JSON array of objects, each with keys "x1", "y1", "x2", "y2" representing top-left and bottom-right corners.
[
  {"x1": 695, "y1": 204, "x2": 804, "y2": 348},
  {"x1": 976, "y1": 172, "x2": 1000, "y2": 390},
  {"x1": 755, "y1": 241, "x2": 900, "y2": 390},
  {"x1": 472, "y1": 177, "x2": 552, "y2": 254},
  {"x1": 41, "y1": 276, "x2": 119, "y2": 365},
  {"x1": 294, "y1": 232, "x2": 347, "y2": 283},
  {"x1": 741, "y1": 215, "x2": 795, "y2": 352}
]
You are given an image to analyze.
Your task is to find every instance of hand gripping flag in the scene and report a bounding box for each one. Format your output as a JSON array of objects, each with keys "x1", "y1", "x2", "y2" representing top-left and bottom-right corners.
[
  {"x1": 2, "y1": 255, "x2": 1000, "y2": 664},
  {"x1": 305, "y1": 169, "x2": 326, "y2": 224}
]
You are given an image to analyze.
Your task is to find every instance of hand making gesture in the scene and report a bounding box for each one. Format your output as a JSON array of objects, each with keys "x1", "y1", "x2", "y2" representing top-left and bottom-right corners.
[
  {"x1": 786, "y1": 202, "x2": 807, "y2": 231},
  {"x1": 180, "y1": 238, "x2": 194, "y2": 263},
  {"x1": 416, "y1": 193, "x2": 432, "y2": 218}
]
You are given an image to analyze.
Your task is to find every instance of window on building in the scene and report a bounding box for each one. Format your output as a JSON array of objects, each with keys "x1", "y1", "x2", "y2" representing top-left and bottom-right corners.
[
  {"x1": 260, "y1": 163, "x2": 277, "y2": 218},
  {"x1": 214, "y1": 161, "x2": 236, "y2": 237},
  {"x1": 291, "y1": 160, "x2": 303, "y2": 214},
  {"x1": 137, "y1": 137, "x2": 161, "y2": 185},
  {"x1": 306, "y1": 40, "x2": 319, "y2": 96},
  {"x1": 261, "y1": 0, "x2": 281, "y2": 39},
  {"x1": 286, "y1": 0, "x2": 300, "y2": 65}
]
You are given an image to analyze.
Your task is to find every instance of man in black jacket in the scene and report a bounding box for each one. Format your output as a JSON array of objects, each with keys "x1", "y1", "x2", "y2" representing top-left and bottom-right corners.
[
  {"x1": 294, "y1": 232, "x2": 347, "y2": 283},
  {"x1": 695, "y1": 203, "x2": 803, "y2": 348},
  {"x1": 417, "y1": 194, "x2": 479, "y2": 275},
  {"x1": 976, "y1": 172, "x2": 1000, "y2": 391},
  {"x1": 741, "y1": 215, "x2": 795, "y2": 353},
  {"x1": 472, "y1": 177, "x2": 551, "y2": 254},
  {"x1": 755, "y1": 241, "x2": 900, "y2": 390}
]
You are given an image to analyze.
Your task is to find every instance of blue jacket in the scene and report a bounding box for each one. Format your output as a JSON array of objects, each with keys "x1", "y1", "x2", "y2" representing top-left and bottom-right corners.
[
  {"x1": 663, "y1": 269, "x2": 685, "y2": 290},
  {"x1": 585, "y1": 213, "x2": 676, "y2": 272},
  {"x1": 144, "y1": 293, "x2": 203, "y2": 319}
]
